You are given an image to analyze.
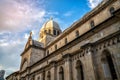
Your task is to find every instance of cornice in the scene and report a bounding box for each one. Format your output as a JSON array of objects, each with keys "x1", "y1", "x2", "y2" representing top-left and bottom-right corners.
[
  {"x1": 28, "y1": 13, "x2": 119, "y2": 69},
  {"x1": 46, "y1": 0, "x2": 116, "y2": 48},
  {"x1": 6, "y1": 71, "x2": 19, "y2": 79},
  {"x1": 19, "y1": 30, "x2": 120, "y2": 78}
]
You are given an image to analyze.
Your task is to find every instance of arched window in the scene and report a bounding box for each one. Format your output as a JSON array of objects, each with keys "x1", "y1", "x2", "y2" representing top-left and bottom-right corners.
[
  {"x1": 57, "y1": 31, "x2": 60, "y2": 35},
  {"x1": 90, "y1": 20, "x2": 95, "y2": 28},
  {"x1": 109, "y1": 7, "x2": 115, "y2": 15},
  {"x1": 101, "y1": 50, "x2": 117, "y2": 80},
  {"x1": 32, "y1": 75, "x2": 35, "y2": 80},
  {"x1": 65, "y1": 38, "x2": 67, "y2": 44},
  {"x1": 47, "y1": 71, "x2": 51, "y2": 80},
  {"x1": 59, "y1": 66, "x2": 64, "y2": 80},
  {"x1": 75, "y1": 30, "x2": 79, "y2": 38},
  {"x1": 54, "y1": 30, "x2": 56, "y2": 35},
  {"x1": 37, "y1": 76, "x2": 40, "y2": 80},
  {"x1": 48, "y1": 29, "x2": 51, "y2": 34},
  {"x1": 76, "y1": 60, "x2": 84, "y2": 80},
  {"x1": 44, "y1": 30, "x2": 47, "y2": 33}
]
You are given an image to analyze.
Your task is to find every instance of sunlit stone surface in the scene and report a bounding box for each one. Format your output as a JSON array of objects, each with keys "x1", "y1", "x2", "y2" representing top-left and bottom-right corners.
[{"x1": 6, "y1": 0, "x2": 120, "y2": 80}]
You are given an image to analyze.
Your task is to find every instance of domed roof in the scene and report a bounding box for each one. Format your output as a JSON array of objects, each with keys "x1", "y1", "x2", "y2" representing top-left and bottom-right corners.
[
  {"x1": 39, "y1": 17, "x2": 62, "y2": 45},
  {"x1": 40, "y1": 18, "x2": 61, "y2": 32}
]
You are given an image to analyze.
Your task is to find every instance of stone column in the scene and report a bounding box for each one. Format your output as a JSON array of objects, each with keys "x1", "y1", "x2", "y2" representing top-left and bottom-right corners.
[
  {"x1": 63, "y1": 54, "x2": 72, "y2": 80},
  {"x1": 81, "y1": 44, "x2": 96, "y2": 80},
  {"x1": 49, "y1": 61, "x2": 57, "y2": 80},
  {"x1": 87, "y1": 47, "x2": 97, "y2": 80}
]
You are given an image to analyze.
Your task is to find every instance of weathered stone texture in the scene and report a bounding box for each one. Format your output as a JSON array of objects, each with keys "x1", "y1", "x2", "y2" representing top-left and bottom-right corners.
[{"x1": 6, "y1": 0, "x2": 120, "y2": 80}]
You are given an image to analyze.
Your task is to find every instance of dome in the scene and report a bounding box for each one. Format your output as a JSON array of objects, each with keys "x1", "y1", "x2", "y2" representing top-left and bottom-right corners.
[
  {"x1": 40, "y1": 18, "x2": 61, "y2": 32},
  {"x1": 39, "y1": 18, "x2": 62, "y2": 38}
]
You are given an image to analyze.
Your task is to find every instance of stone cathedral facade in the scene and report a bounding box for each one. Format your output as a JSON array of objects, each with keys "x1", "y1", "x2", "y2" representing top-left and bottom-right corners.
[{"x1": 6, "y1": 0, "x2": 120, "y2": 80}]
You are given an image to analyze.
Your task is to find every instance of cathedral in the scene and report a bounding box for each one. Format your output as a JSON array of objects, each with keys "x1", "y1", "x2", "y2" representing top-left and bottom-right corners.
[{"x1": 6, "y1": 0, "x2": 120, "y2": 80}]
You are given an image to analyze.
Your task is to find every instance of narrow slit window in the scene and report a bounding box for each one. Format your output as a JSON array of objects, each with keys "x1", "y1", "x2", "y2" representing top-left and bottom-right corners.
[
  {"x1": 55, "y1": 45, "x2": 57, "y2": 50},
  {"x1": 65, "y1": 38, "x2": 67, "y2": 44}
]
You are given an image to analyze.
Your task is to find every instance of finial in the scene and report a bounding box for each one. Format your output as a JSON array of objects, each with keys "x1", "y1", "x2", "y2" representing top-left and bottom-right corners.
[
  {"x1": 28, "y1": 31, "x2": 32, "y2": 40},
  {"x1": 50, "y1": 16, "x2": 53, "y2": 20},
  {"x1": 30, "y1": 31, "x2": 32, "y2": 37}
]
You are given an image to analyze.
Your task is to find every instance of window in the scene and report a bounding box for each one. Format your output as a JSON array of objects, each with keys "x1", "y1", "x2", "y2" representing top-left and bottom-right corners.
[
  {"x1": 65, "y1": 38, "x2": 67, "y2": 44},
  {"x1": 55, "y1": 45, "x2": 57, "y2": 50},
  {"x1": 76, "y1": 60, "x2": 84, "y2": 80},
  {"x1": 44, "y1": 52, "x2": 46, "y2": 57},
  {"x1": 44, "y1": 30, "x2": 47, "y2": 33},
  {"x1": 59, "y1": 66, "x2": 64, "y2": 80},
  {"x1": 32, "y1": 75, "x2": 35, "y2": 80},
  {"x1": 47, "y1": 50, "x2": 49, "y2": 55},
  {"x1": 37, "y1": 77, "x2": 39, "y2": 80},
  {"x1": 76, "y1": 30, "x2": 79, "y2": 38},
  {"x1": 109, "y1": 7, "x2": 115, "y2": 15},
  {"x1": 54, "y1": 30, "x2": 56, "y2": 35},
  {"x1": 90, "y1": 20, "x2": 95, "y2": 28},
  {"x1": 47, "y1": 71, "x2": 51, "y2": 80},
  {"x1": 48, "y1": 29, "x2": 51, "y2": 34},
  {"x1": 57, "y1": 31, "x2": 60, "y2": 35},
  {"x1": 101, "y1": 50, "x2": 118, "y2": 80}
]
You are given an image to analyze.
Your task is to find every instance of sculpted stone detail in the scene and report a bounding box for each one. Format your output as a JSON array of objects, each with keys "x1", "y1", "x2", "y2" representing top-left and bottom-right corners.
[{"x1": 6, "y1": 0, "x2": 120, "y2": 80}]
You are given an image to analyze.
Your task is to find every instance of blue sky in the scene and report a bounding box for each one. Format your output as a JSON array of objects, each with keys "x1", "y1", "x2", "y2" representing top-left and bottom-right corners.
[{"x1": 0, "y1": 0, "x2": 102, "y2": 77}]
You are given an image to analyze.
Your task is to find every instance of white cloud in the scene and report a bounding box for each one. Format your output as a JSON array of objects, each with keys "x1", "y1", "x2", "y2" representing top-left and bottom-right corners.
[
  {"x1": 88, "y1": 0, "x2": 102, "y2": 9},
  {"x1": 0, "y1": 0, "x2": 62, "y2": 78},
  {"x1": 0, "y1": 0, "x2": 46, "y2": 32},
  {"x1": 24, "y1": 33, "x2": 29, "y2": 39},
  {"x1": 64, "y1": 11, "x2": 73, "y2": 17},
  {"x1": 47, "y1": 12, "x2": 59, "y2": 15},
  {"x1": 0, "y1": 31, "x2": 27, "y2": 76},
  {"x1": 0, "y1": 65, "x2": 3, "y2": 70}
]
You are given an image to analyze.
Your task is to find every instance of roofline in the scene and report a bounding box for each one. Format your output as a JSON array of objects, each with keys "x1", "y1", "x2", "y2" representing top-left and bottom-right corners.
[
  {"x1": 6, "y1": 71, "x2": 19, "y2": 79},
  {"x1": 21, "y1": 45, "x2": 45, "y2": 56},
  {"x1": 46, "y1": 0, "x2": 115, "y2": 48},
  {"x1": 28, "y1": 9, "x2": 120, "y2": 68}
]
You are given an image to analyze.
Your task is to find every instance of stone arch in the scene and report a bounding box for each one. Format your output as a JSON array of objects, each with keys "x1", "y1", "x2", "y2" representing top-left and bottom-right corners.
[
  {"x1": 37, "y1": 76, "x2": 40, "y2": 80},
  {"x1": 59, "y1": 66, "x2": 64, "y2": 80},
  {"x1": 101, "y1": 49, "x2": 117, "y2": 80},
  {"x1": 76, "y1": 60, "x2": 84, "y2": 80}
]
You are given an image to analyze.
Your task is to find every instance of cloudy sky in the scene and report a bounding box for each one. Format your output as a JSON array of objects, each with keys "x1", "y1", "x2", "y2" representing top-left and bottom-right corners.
[{"x1": 0, "y1": 0, "x2": 102, "y2": 77}]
